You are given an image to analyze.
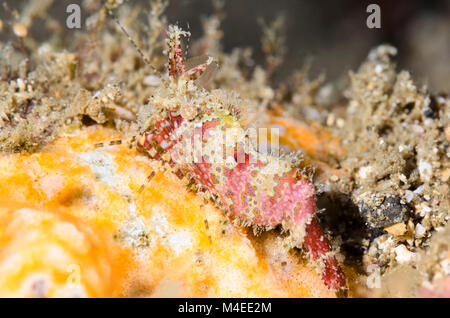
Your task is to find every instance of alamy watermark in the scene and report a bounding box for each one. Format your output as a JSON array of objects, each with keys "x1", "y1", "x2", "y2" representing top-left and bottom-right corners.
[
  {"x1": 65, "y1": 3, "x2": 381, "y2": 30},
  {"x1": 66, "y1": 263, "x2": 81, "y2": 286},
  {"x1": 366, "y1": 4, "x2": 381, "y2": 29},
  {"x1": 66, "y1": 4, "x2": 81, "y2": 29},
  {"x1": 170, "y1": 126, "x2": 281, "y2": 166}
]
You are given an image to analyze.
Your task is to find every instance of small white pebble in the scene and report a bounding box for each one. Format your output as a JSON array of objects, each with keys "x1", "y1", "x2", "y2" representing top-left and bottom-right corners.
[
  {"x1": 16, "y1": 78, "x2": 25, "y2": 91},
  {"x1": 418, "y1": 204, "x2": 432, "y2": 217},
  {"x1": 326, "y1": 114, "x2": 335, "y2": 127},
  {"x1": 413, "y1": 185, "x2": 425, "y2": 194},
  {"x1": 375, "y1": 64, "x2": 383, "y2": 74},
  {"x1": 418, "y1": 159, "x2": 432, "y2": 182},
  {"x1": 404, "y1": 190, "x2": 414, "y2": 203},
  {"x1": 412, "y1": 124, "x2": 425, "y2": 134},
  {"x1": 415, "y1": 223, "x2": 426, "y2": 238},
  {"x1": 261, "y1": 87, "x2": 274, "y2": 100},
  {"x1": 38, "y1": 43, "x2": 52, "y2": 55},
  {"x1": 358, "y1": 165, "x2": 374, "y2": 180},
  {"x1": 394, "y1": 245, "x2": 416, "y2": 264},
  {"x1": 336, "y1": 118, "x2": 345, "y2": 128}
]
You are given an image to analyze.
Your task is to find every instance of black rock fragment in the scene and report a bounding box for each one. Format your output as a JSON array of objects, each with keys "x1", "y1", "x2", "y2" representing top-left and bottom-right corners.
[{"x1": 358, "y1": 195, "x2": 409, "y2": 228}]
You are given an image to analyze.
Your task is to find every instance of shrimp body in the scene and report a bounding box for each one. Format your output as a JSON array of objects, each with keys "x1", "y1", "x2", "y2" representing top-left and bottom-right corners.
[{"x1": 135, "y1": 26, "x2": 346, "y2": 291}]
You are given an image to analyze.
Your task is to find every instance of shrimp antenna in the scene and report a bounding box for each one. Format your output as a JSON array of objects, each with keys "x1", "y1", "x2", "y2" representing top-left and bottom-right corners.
[{"x1": 107, "y1": 9, "x2": 157, "y2": 73}]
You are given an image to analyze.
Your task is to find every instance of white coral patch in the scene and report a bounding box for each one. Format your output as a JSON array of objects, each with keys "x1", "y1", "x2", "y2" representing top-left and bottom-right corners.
[
  {"x1": 38, "y1": 174, "x2": 65, "y2": 199},
  {"x1": 78, "y1": 151, "x2": 131, "y2": 196},
  {"x1": 166, "y1": 232, "x2": 194, "y2": 256},
  {"x1": 151, "y1": 208, "x2": 193, "y2": 256}
]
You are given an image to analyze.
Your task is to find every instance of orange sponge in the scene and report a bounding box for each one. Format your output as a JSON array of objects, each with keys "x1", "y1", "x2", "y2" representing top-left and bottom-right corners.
[{"x1": 0, "y1": 126, "x2": 336, "y2": 297}]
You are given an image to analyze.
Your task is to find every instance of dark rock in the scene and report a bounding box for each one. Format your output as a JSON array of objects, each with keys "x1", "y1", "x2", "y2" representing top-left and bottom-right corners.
[
  {"x1": 368, "y1": 227, "x2": 385, "y2": 241},
  {"x1": 423, "y1": 96, "x2": 440, "y2": 119},
  {"x1": 358, "y1": 195, "x2": 409, "y2": 228},
  {"x1": 423, "y1": 108, "x2": 436, "y2": 119}
]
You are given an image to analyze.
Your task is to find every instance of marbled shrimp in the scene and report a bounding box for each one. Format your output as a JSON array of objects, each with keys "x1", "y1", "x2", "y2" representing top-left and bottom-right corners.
[{"x1": 100, "y1": 24, "x2": 347, "y2": 293}]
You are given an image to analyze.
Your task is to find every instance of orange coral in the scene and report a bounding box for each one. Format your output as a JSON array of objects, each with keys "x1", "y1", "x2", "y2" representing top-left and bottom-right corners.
[
  {"x1": 269, "y1": 115, "x2": 346, "y2": 162},
  {"x1": 0, "y1": 204, "x2": 127, "y2": 297},
  {"x1": 0, "y1": 126, "x2": 337, "y2": 297}
]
